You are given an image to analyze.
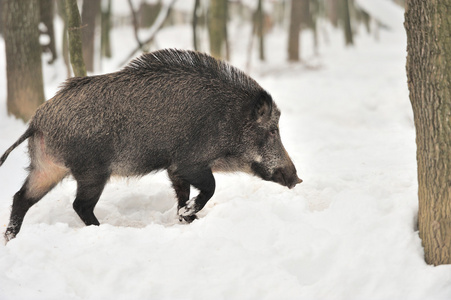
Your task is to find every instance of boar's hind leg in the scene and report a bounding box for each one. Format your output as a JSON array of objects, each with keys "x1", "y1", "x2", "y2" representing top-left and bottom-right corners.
[
  {"x1": 72, "y1": 171, "x2": 110, "y2": 226},
  {"x1": 177, "y1": 168, "x2": 215, "y2": 222},
  {"x1": 5, "y1": 155, "x2": 69, "y2": 242}
]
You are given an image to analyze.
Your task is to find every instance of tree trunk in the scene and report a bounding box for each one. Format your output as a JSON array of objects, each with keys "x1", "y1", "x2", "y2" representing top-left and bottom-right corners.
[
  {"x1": 62, "y1": 23, "x2": 71, "y2": 77},
  {"x1": 57, "y1": 0, "x2": 71, "y2": 77},
  {"x1": 0, "y1": 0, "x2": 4, "y2": 35},
  {"x1": 101, "y1": 0, "x2": 112, "y2": 58},
  {"x1": 208, "y1": 0, "x2": 228, "y2": 59},
  {"x1": 81, "y1": 0, "x2": 100, "y2": 72},
  {"x1": 288, "y1": 0, "x2": 309, "y2": 62},
  {"x1": 192, "y1": 0, "x2": 201, "y2": 51},
  {"x1": 3, "y1": 0, "x2": 45, "y2": 121},
  {"x1": 39, "y1": 0, "x2": 57, "y2": 64},
  {"x1": 128, "y1": 0, "x2": 142, "y2": 49},
  {"x1": 288, "y1": 0, "x2": 301, "y2": 61},
  {"x1": 405, "y1": 0, "x2": 451, "y2": 265},
  {"x1": 66, "y1": 0, "x2": 86, "y2": 77},
  {"x1": 340, "y1": 0, "x2": 353, "y2": 46},
  {"x1": 327, "y1": 0, "x2": 339, "y2": 27},
  {"x1": 310, "y1": 0, "x2": 319, "y2": 55},
  {"x1": 256, "y1": 0, "x2": 265, "y2": 61}
]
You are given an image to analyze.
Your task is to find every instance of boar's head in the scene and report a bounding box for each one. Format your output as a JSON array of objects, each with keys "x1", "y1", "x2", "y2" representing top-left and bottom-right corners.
[{"x1": 242, "y1": 91, "x2": 302, "y2": 189}]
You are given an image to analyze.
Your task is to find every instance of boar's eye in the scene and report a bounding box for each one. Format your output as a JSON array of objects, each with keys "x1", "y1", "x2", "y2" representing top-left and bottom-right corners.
[{"x1": 269, "y1": 128, "x2": 278, "y2": 137}]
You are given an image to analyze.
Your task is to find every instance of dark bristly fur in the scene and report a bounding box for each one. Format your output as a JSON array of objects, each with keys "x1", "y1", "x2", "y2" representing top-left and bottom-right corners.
[{"x1": 1, "y1": 49, "x2": 302, "y2": 242}]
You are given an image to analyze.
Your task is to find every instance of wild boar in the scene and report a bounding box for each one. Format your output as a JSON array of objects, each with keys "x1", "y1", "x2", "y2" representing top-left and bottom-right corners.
[{"x1": 0, "y1": 49, "x2": 302, "y2": 241}]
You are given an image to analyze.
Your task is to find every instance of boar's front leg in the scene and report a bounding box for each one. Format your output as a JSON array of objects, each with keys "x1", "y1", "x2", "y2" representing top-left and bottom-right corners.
[
  {"x1": 175, "y1": 167, "x2": 215, "y2": 222},
  {"x1": 72, "y1": 170, "x2": 110, "y2": 226},
  {"x1": 168, "y1": 170, "x2": 195, "y2": 223}
]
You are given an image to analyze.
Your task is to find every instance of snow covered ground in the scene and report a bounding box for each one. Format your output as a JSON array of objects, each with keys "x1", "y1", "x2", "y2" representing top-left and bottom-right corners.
[{"x1": 1, "y1": 5, "x2": 451, "y2": 300}]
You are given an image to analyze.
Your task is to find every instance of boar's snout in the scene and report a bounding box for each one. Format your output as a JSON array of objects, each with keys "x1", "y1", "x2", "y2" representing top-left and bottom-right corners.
[{"x1": 271, "y1": 166, "x2": 302, "y2": 189}]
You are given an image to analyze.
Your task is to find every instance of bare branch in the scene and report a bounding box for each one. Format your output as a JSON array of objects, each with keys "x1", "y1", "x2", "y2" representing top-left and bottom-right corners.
[
  {"x1": 119, "y1": 0, "x2": 177, "y2": 67},
  {"x1": 127, "y1": 0, "x2": 143, "y2": 49}
]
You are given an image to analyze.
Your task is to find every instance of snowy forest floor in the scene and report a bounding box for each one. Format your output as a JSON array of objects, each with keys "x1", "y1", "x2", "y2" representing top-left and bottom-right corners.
[{"x1": 1, "y1": 10, "x2": 451, "y2": 300}]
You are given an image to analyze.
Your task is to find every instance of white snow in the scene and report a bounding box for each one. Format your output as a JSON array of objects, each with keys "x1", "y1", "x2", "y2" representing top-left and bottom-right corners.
[{"x1": 1, "y1": 4, "x2": 451, "y2": 300}]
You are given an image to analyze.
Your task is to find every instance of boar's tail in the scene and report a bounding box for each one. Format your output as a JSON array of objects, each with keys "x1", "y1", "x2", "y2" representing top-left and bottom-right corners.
[{"x1": 0, "y1": 126, "x2": 35, "y2": 167}]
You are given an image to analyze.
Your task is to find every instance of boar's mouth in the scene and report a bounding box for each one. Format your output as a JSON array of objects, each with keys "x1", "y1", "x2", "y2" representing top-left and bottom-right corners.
[
  {"x1": 271, "y1": 167, "x2": 302, "y2": 189},
  {"x1": 251, "y1": 163, "x2": 302, "y2": 189}
]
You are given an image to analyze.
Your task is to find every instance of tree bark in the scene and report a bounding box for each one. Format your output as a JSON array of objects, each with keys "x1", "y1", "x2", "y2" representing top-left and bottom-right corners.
[
  {"x1": 81, "y1": 0, "x2": 100, "y2": 72},
  {"x1": 208, "y1": 0, "x2": 228, "y2": 59},
  {"x1": 3, "y1": 0, "x2": 45, "y2": 121},
  {"x1": 405, "y1": 0, "x2": 451, "y2": 265},
  {"x1": 66, "y1": 0, "x2": 86, "y2": 77}
]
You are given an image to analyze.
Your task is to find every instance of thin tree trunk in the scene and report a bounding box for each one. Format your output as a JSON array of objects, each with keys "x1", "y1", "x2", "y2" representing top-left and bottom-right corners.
[
  {"x1": 256, "y1": 0, "x2": 265, "y2": 61},
  {"x1": 39, "y1": 0, "x2": 57, "y2": 64},
  {"x1": 57, "y1": 0, "x2": 71, "y2": 77},
  {"x1": 288, "y1": 0, "x2": 309, "y2": 62},
  {"x1": 0, "y1": 0, "x2": 3, "y2": 35},
  {"x1": 245, "y1": 20, "x2": 255, "y2": 72},
  {"x1": 81, "y1": 0, "x2": 100, "y2": 72},
  {"x1": 192, "y1": 0, "x2": 201, "y2": 51},
  {"x1": 128, "y1": 0, "x2": 143, "y2": 49},
  {"x1": 341, "y1": 0, "x2": 353, "y2": 46},
  {"x1": 327, "y1": 0, "x2": 339, "y2": 27},
  {"x1": 62, "y1": 23, "x2": 71, "y2": 77},
  {"x1": 288, "y1": 0, "x2": 302, "y2": 61},
  {"x1": 66, "y1": 0, "x2": 86, "y2": 77},
  {"x1": 311, "y1": 0, "x2": 319, "y2": 55},
  {"x1": 101, "y1": 0, "x2": 112, "y2": 58},
  {"x1": 405, "y1": 0, "x2": 451, "y2": 265},
  {"x1": 208, "y1": 0, "x2": 228, "y2": 59},
  {"x1": 3, "y1": 0, "x2": 45, "y2": 121}
]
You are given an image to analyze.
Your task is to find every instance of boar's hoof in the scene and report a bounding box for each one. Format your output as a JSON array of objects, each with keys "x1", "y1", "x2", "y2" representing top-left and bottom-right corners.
[
  {"x1": 178, "y1": 197, "x2": 198, "y2": 217},
  {"x1": 178, "y1": 198, "x2": 200, "y2": 223},
  {"x1": 179, "y1": 215, "x2": 198, "y2": 224},
  {"x1": 4, "y1": 228, "x2": 16, "y2": 244}
]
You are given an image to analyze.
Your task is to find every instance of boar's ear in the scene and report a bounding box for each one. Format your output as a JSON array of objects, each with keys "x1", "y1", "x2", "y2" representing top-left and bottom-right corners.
[{"x1": 253, "y1": 91, "x2": 273, "y2": 122}]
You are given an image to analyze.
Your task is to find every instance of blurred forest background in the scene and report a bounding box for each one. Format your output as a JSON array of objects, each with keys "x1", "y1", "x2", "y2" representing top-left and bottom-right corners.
[{"x1": 1, "y1": 0, "x2": 406, "y2": 121}]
